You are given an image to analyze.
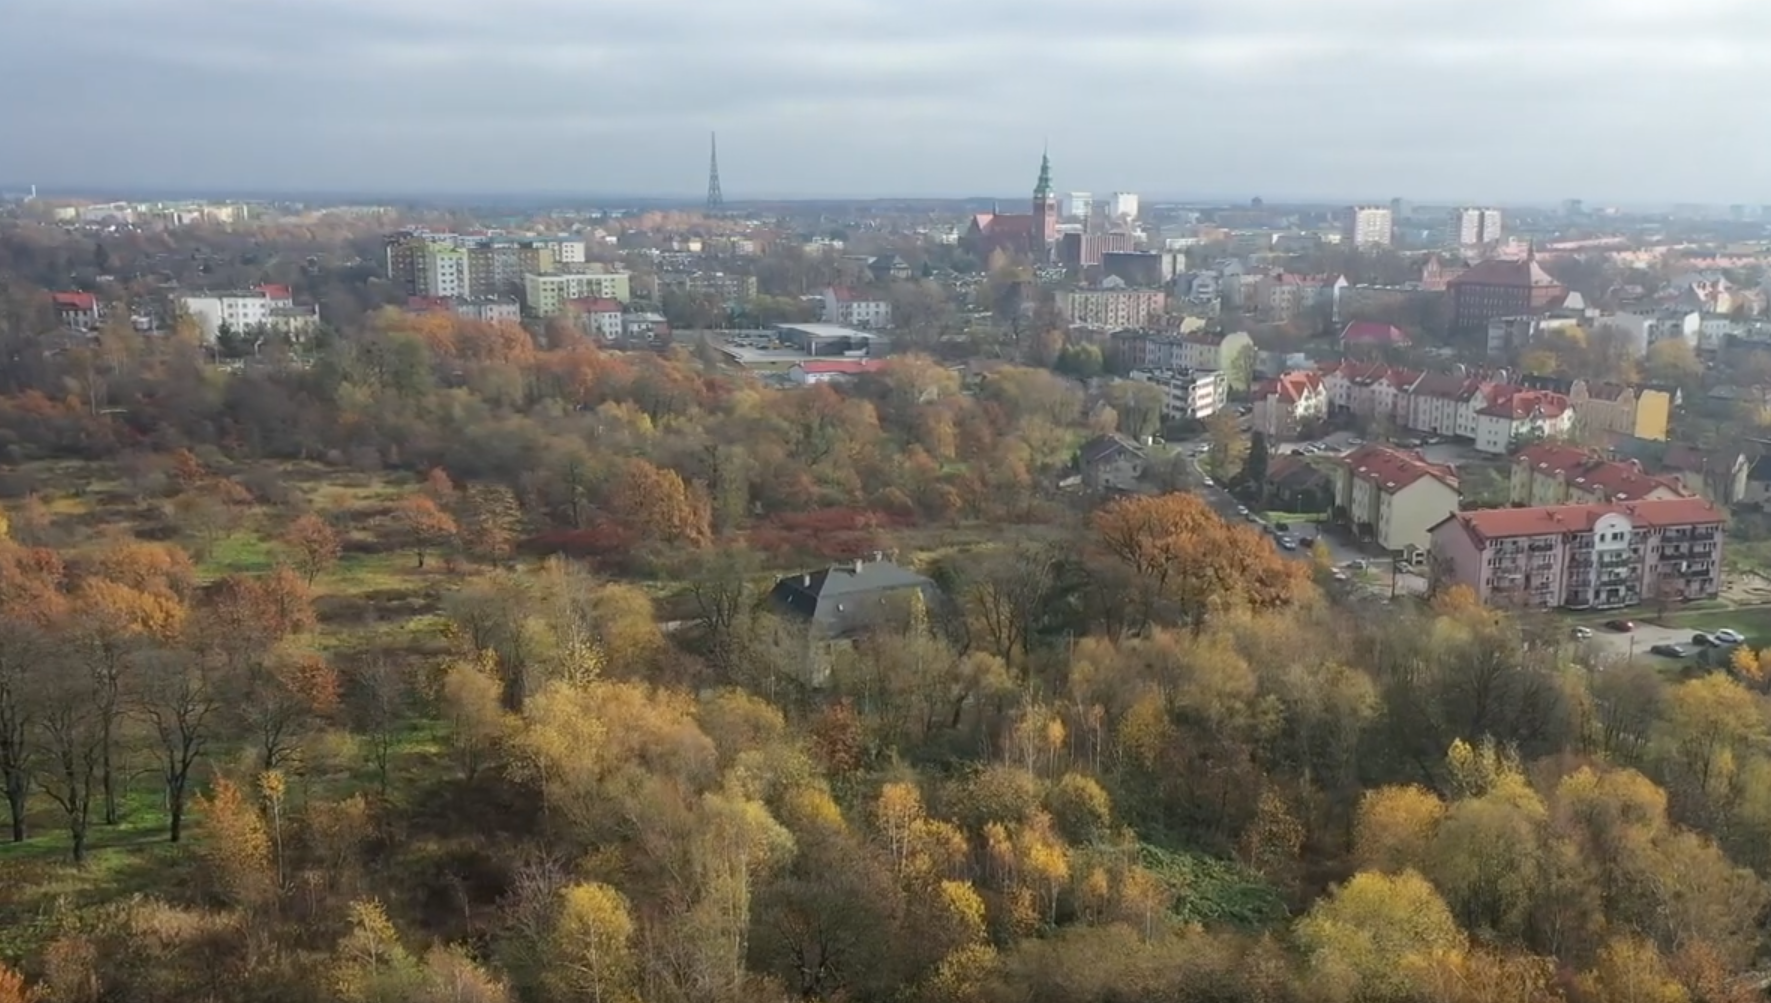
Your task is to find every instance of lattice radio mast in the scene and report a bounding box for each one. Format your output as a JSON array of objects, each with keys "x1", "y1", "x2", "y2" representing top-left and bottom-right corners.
[{"x1": 705, "y1": 132, "x2": 724, "y2": 213}]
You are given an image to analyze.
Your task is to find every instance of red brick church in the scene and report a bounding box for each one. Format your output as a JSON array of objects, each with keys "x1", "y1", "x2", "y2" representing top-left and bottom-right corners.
[{"x1": 965, "y1": 151, "x2": 1058, "y2": 263}]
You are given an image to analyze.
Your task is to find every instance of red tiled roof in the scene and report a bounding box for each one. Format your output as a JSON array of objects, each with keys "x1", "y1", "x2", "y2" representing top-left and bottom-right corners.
[
  {"x1": 1342, "y1": 444, "x2": 1458, "y2": 493},
  {"x1": 1445, "y1": 497, "x2": 1723, "y2": 542},
  {"x1": 52, "y1": 291, "x2": 97, "y2": 311},
  {"x1": 1477, "y1": 387, "x2": 1569, "y2": 420},
  {"x1": 1449, "y1": 257, "x2": 1564, "y2": 289},
  {"x1": 1341, "y1": 321, "x2": 1411, "y2": 347},
  {"x1": 566, "y1": 296, "x2": 622, "y2": 313},
  {"x1": 1514, "y1": 443, "x2": 1689, "y2": 501},
  {"x1": 799, "y1": 359, "x2": 887, "y2": 375},
  {"x1": 256, "y1": 284, "x2": 292, "y2": 301}
]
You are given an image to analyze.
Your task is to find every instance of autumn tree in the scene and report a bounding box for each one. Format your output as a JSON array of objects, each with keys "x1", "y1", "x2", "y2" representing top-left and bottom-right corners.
[
  {"x1": 395, "y1": 493, "x2": 457, "y2": 568},
  {"x1": 1092, "y1": 492, "x2": 1308, "y2": 631},
  {"x1": 282, "y1": 513, "x2": 340, "y2": 584},
  {"x1": 610, "y1": 458, "x2": 711, "y2": 549},
  {"x1": 461, "y1": 483, "x2": 523, "y2": 567},
  {"x1": 32, "y1": 649, "x2": 106, "y2": 863},
  {"x1": 0, "y1": 617, "x2": 46, "y2": 842},
  {"x1": 239, "y1": 647, "x2": 340, "y2": 771},
  {"x1": 192, "y1": 776, "x2": 274, "y2": 908},
  {"x1": 441, "y1": 653, "x2": 511, "y2": 783},
  {"x1": 545, "y1": 882, "x2": 639, "y2": 1003},
  {"x1": 1296, "y1": 869, "x2": 1463, "y2": 1001},
  {"x1": 1205, "y1": 409, "x2": 1249, "y2": 481},
  {"x1": 331, "y1": 898, "x2": 423, "y2": 1003}
]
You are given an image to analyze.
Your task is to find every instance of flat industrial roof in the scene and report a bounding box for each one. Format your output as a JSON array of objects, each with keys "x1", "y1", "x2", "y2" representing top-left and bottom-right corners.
[{"x1": 774, "y1": 322, "x2": 880, "y2": 340}]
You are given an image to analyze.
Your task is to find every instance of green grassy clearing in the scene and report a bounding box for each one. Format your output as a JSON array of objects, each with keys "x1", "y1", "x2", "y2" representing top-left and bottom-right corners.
[{"x1": 1657, "y1": 606, "x2": 1771, "y2": 647}]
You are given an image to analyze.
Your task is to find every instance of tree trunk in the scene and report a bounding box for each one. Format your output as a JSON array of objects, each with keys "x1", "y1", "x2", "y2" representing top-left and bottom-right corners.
[
  {"x1": 5, "y1": 779, "x2": 24, "y2": 842},
  {"x1": 167, "y1": 779, "x2": 186, "y2": 843},
  {"x1": 101, "y1": 732, "x2": 118, "y2": 825}
]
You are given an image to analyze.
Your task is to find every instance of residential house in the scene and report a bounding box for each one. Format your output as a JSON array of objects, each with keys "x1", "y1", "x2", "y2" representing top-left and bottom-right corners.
[
  {"x1": 770, "y1": 556, "x2": 944, "y2": 683},
  {"x1": 1487, "y1": 313, "x2": 1582, "y2": 359},
  {"x1": 788, "y1": 359, "x2": 887, "y2": 385},
  {"x1": 1508, "y1": 443, "x2": 1690, "y2": 506},
  {"x1": 1078, "y1": 433, "x2": 1146, "y2": 491},
  {"x1": 1745, "y1": 454, "x2": 1771, "y2": 505},
  {"x1": 1333, "y1": 444, "x2": 1460, "y2": 562},
  {"x1": 1420, "y1": 254, "x2": 1468, "y2": 292},
  {"x1": 868, "y1": 254, "x2": 913, "y2": 282},
  {"x1": 822, "y1": 287, "x2": 892, "y2": 328},
  {"x1": 1321, "y1": 361, "x2": 1417, "y2": 425},
  {"x1": 622, "y1": 312, "x2": 670, "y2": 341},
  {"x1": 51, "y1": 291, "x2": 101, "y2": 330},
  {"x1": 1428, "y1": 498, "x2": 1725, "y2": 610},
  {"x1": 1517, "y1": 376, "x2": 1660, "y2": 443},
  {"x1": 1251, "y1": 371, "x2": 1327, "y2": 439},
  {"x1": 1403, "y1": 371, "x2": 1476, "y2": 438},
  {"x1": 1263, "y1": 455, "x2": 1334, "y2": 513},
  {"x1": 1061, "y1": 288, "x2": 1167, "y2": 328},
  {"x1": 566, "y1": 296, "x2": 625, "y2": 340},
  {"x1": 1473, "y1": 388, "x2": 1573, "y2": 455}
]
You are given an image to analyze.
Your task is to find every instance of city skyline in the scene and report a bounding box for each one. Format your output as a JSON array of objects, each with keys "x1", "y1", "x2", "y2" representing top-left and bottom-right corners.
[{"x1": 5, "y1": 0, "x2": 1771, "y2": 202}]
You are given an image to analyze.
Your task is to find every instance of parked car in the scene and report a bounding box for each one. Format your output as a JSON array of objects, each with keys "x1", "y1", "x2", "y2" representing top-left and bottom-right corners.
[
  {"x1": 1714, "y1": 628, "x2": 1746, "y2": 645},
  {"x1": 1693, "y1": 632, "x2": 1719, "y2": 647},
  {"x1": 1278, "y1": 536, "x2": 1298, "y2": 551},
  {"x1": 1273, "y1": 521, "x2": 1291, "y2": 533},
  {"x1": 1347, "y1": 560, "x2": 1369, "y2": 571},
  {"x1": 1650, "y1": 643, "x2": 1690, "y2": 658},
  {"x1": 1605, "y1": 619, "x2": 1635, "y2": 632},
  {"x1": 1236, "y1": 505, "x2": 1249, "y2": 516},
  {"x1": 1331, "y1": 570, "x2": 1349, "y2": 582},
  {"x1": 1571, "y1": 626, "x2": 1594, "y2": 639}
]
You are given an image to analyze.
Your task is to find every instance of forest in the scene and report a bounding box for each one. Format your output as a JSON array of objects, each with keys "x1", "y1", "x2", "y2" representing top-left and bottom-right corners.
[{"x1": 0, "y1": 228, "x2": 1768, "y2": 1003}]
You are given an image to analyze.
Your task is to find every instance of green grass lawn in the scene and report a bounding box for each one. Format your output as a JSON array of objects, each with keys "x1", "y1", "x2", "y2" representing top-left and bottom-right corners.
[{"x1": 198, "y1": 530, "x2": 281, "y2": 578}]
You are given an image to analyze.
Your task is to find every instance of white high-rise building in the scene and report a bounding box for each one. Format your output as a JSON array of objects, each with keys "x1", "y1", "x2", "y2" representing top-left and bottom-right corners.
[
  {"x1": 1342, "y1": 205, "x2": 1394, "y2": 248},
  {"x1": 1451, "y1": 207, "x2": 1503, "y2": 247},
  {"x1": 1062, "y1": 192, "x2": 1094, "y2": 221},
  {"x1": 1109, "y1": 192, "x2": 1140, "y2": 220}
]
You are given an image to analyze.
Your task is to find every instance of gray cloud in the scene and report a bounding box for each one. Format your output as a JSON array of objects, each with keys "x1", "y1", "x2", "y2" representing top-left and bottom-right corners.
[{"x1": 3, "y1": 0, "x2": 1768, "y2": 202}]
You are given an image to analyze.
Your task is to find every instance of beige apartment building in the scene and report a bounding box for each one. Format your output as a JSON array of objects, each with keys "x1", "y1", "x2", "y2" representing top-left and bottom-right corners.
[
  {"x1": 1509, "y1": 443, "x2": 1689, "y2": 506},
  {"x1": 523, "y1": 270, "x2": 632, "y2": 317},
  {"x1": 1333, "y1": 445, "x2": 1460, "y2": 562}
]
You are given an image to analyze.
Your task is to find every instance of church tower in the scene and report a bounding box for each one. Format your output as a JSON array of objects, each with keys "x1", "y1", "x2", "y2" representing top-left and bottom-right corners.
[{"x1": 1031, "y1": 149, "x2": 1057, "y2": 261}]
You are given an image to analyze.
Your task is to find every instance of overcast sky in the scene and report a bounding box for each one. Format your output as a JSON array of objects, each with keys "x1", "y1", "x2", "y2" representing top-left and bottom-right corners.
[{"x1": 4, "y1": 0, "x2": 1768, "y2": 204}]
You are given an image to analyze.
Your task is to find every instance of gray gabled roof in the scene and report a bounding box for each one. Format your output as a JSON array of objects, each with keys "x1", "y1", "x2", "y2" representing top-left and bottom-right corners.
[
  {"x1": 1079, "y1": 433, "x2": 1144, "y2": 467},
  {"x1": 770, "y1": 558, "x2": 937, "y2": 636}
]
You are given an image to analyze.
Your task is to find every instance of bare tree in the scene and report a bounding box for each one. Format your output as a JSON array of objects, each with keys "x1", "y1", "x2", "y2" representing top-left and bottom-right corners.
[
  {"x1": 34, "y1": 658, "x2": 106, "y2": 864},
  {"x1": 349, "y1": 656, "x2": 410, "y2": 799},
  {"x1": 0, "y1": 618, "x2": 46, "y2": 842},
  {"x1": 130, "y1": 645, "x2": 229, "y2": 842}
]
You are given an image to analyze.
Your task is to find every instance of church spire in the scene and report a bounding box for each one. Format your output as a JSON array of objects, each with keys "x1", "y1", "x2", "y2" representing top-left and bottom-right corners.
[{"x1": 1033, "y1": 146, "x2": 1052, "y2": 200}]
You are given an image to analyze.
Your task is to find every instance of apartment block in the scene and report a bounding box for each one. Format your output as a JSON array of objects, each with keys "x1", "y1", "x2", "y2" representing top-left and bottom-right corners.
[
  {"x1": 1333, "y1": 445, "x2": 1459, "y2": 560},
  {"x1": 822, "y1": 287, "x2": 892, "y2": 328},
  {"x1": 1060, "y1": 288, "x2": 1167, "y2": 328},
  {"x1": 660, "y1": 271, "x2": 759, "y2": 301},
  {"x1": 523, "y1": 271, "x2": 632, "y2": 317},
  {"x1": 1451, "y1": 207, "x2": 1503, "y2": 247},
  {"x1": 1342, "y1": 206, "x2": 1394, "y2": 248},
  {"x1": 1509, "y1": 443, "x2": 1690, "y2": 506},
  {"x1": 1128, "y1": 368, "x2": 1226, "y2": 421},
  {"x1": 178, "y1": 285, "x2": 318, "y2": 343},
  {"x1": 1429, "y1": 498, "x2": 1725, "y2": 610}
]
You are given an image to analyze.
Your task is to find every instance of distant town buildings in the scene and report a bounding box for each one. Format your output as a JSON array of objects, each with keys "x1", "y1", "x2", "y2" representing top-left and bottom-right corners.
[
  {"x1": 660, "y1": 271, "x2": 758, "y2": 301},
  {"x1": 178, "y1": 285, "x2": 319, "y2": 343},
  {"x1": 1451, "y1": 207, "x2": 1503, "y2": 247},
  {"x1": 1108, "y1": 192, "x2": 1139, "y2": 221},
  {"x1": 1059, "y1": 288, "x2": 1167, "y2": 328},
  {"x1": 1333, "y1": 444, "x2": 1460, "y2": 560},
  {"x1": 523, "y1": 269, "x2": 632, "y2": 317},
  {"x1": 821, "y1": 287, "x2": 892, "y2": 329},
  {"x1": 1447, "y1": 250, "x2": 1568, "y2": 335},
  {"x1": 964, "y1": 151, "x2": 1059, "y2": 262},
  {"x1": 1251, "y1": 371, "x2": 1327, "y2": 439},
  {"x1": 1342, "y1": 205, "x2": 1394, "y2": 248}
]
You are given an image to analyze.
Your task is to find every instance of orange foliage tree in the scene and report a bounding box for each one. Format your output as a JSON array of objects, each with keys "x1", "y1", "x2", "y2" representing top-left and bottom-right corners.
[
  {"x1": 610, "y1": 459, "x2": 711, "y2": 549},
  {"x1": 1092, "y1": 493, "x2": 1308, "y2": 631},
  {"x1": 282, "y1": 514, "x2": 341, "y2": 584}
]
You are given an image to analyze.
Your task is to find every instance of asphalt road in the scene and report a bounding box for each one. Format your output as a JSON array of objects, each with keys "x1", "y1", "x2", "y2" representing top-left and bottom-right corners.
[
  {"x1": 1583, "y1": 621, "x2": 1735, "y2": 662},
  {"x1": 1185, "y1": 451, "x2": 1365, "y2": 567}
]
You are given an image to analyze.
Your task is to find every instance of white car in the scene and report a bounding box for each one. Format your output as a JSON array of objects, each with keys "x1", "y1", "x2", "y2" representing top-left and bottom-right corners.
[
  {"x1": 1571, "y1": 626, "x2": 1594, "y2": 640},
  {"x1": 1714, "y1": 628, "x2": 1746, "y2": 644},
  {"x1": 1236, "y1": 505, "x2": 1249, "y2": 516},
  {"x1": 1202, "y1": 478, "x2": 1214, "y2": 488}
]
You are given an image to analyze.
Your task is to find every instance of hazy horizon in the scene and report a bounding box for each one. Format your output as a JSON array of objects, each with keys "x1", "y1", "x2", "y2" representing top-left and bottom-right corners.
[{"x1": 6, "y1": 0, "x2": 1771, "y2": 204}]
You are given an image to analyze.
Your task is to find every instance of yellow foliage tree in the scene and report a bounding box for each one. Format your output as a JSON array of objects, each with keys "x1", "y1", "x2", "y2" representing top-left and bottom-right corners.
[
  {"x1": 1576, "y1": 936, "x2": 1688, "y2": 1003},
  {"x1": 547, "y1": 882, "x2": 638, "y2": 1003},
  {"x1": 1296, "y1": 869, "x2": 1464, "y2": 1000},
  {"x1": 331, "y1": 898, "x2": 423, "y2": 1003},
  {"x1": 1353, "y1": 785, "x2": 1447, "y2": 873},
  {"x1": 192, "y1": 776, "x2": 274, "y2": 908}
]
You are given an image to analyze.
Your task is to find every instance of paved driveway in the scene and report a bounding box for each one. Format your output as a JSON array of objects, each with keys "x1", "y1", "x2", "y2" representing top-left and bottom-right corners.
[{"x1": 1583, "y1": 622, "x2": 1709, "y2": 662}]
